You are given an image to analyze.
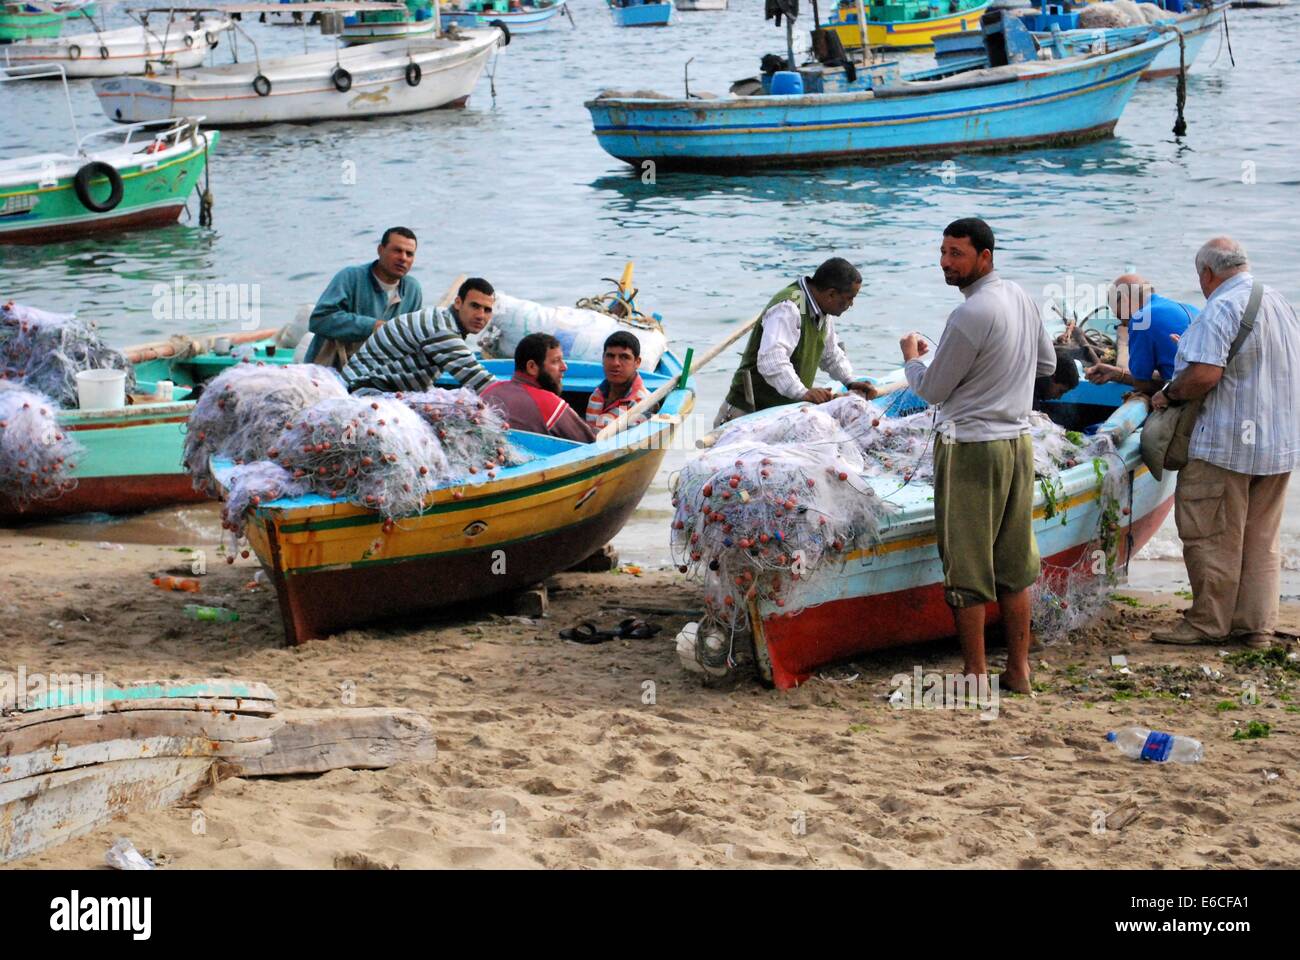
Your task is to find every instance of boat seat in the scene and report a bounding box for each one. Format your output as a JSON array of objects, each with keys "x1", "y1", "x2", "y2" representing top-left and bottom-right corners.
[{"x1": 871, "y1": 62, "x2": 1022, "y2": 97}]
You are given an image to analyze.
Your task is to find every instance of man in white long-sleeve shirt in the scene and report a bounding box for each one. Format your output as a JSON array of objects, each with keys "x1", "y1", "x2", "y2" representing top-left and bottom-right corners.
[
  {"x1": 900, "y1": 218, "x2": 1057, "y2": 693},
  {"x1": 715, "y1": 258, "x2": 877, "y2": 426}
]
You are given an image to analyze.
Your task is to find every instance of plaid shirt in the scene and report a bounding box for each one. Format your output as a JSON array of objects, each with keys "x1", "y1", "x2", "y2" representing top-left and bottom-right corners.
[{"x1": 1174, "y1": 273, "x2": 1300, "y2": 476}]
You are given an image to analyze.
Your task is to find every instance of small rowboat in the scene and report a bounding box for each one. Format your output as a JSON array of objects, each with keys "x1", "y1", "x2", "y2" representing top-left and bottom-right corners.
[
  {"x1": 608, "y1": 0, "x2": 673, "y2": 27},
  {"x1": 743, "y1": 381, "x2": 1175, "y2": 689},
  {"x1": 675, "y1": 0, "x2": 726, "y2": 10},
  {"x1": 340, "y1": 8, "x2": 437, "y2": 43},
  {"x1": 93, "y1": 25, "x2": 505, "y2": 126},
  {"x1": 0, "y1": 99, "x2": 218, "y2": 244},
  {"x1": 0, "y1": 327, "x2": 284, "y2": 522},
  {"x1": 440, "y1": 0, "x2": 570, "y2": 34},
  {"x1": 823, "y1": 0, "x2": 990, "y2": 49},
  {"x1": 0, "y1": 5, "x2": 64, "y2": 41},
  {"x1": 214, "y1": 352, "x2": 695, "y2": 644},
  {"x1": 1, "y1": 15, "x2": 233, "y2": 79}
]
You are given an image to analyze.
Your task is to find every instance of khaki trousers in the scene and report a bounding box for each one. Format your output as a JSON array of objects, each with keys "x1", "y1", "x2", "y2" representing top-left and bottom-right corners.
[{"x1": 1175, "y1": 458, "x2": 1290, "y2": 637}]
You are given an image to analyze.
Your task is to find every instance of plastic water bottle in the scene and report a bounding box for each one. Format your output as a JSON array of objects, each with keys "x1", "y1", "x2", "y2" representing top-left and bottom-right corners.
[
  {"x1": 183, "y1": 603, "x2": 239, "y2": 623},
  {"x1": 1106, "y1": 727, "x2": 1203, "y2": 763}
]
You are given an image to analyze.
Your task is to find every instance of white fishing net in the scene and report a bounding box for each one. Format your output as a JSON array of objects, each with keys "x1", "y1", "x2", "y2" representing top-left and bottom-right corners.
[
  {"x1": 0, "y1": 381, "x2": 83, "y2": 508},
  {"x1": 0, "y1": 303, "x2": 135, "y2": 409}
]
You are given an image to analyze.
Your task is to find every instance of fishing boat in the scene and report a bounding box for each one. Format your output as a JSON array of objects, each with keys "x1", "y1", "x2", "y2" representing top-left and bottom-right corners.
[
  {"x1": 608, "y1": 0, "x2": 673, "y2": 27},
  {"x1": 823, "y1": 0, "x2": 990, "y2": 49},
  {"x1": 440, "y1": 0, "x2": 570, "y2": 33},
  {"x1": 340, "y1": 0, "x2": 436, "y2": 43},
  {"x1": 212, "y1": 350, "x2": 695, "y2": 644},
  {"x1": 0, "y1": 327, "x2": 290, "y2": 522},
  {"x1": 933, "y1": 0, "x2": 1229, "y2": 80},
  {"x1": 735, "y1": 378, "x2": 1175, "y2": 689},
  {"x1": 675, "y1": 0, "x2": 726, "y2": 9},
  {"x1": 93, "y1": 5, "x2": 506, "y2": 126},
  {"x1": 1, "y1": 12, "x2": 233, "y2": 78},
  {"x1": 586, "y1": 11, "x2": 1173, "y2": 171},
  {"x1": 0, "y1": 2, "x2": 65, "y2": 40},
  {"x1": 0, "y1": 69, "x2": 217, "y2": 243}
]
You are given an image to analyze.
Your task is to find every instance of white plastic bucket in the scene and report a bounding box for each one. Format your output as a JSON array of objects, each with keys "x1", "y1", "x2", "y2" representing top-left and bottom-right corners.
[{"x1": 75, "y1": 369, "x2": 127, "y2": 410}]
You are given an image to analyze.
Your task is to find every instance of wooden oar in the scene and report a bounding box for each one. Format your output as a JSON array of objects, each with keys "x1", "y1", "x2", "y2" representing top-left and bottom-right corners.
[
  {"x1": 438, "y1": 274, "x2": 466, "y2": 310},
  {"x1": 593, "y1": 308, "x2": 763, "y2": 441},
  {"x1": 123, "y1": 326, "x2": 281, "y2": 366}
]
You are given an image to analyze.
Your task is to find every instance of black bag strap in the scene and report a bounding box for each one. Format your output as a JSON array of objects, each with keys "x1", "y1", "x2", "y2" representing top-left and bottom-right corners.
[{"x1": 1224, "y1": 281, "x2": 1263, "y2": 369}]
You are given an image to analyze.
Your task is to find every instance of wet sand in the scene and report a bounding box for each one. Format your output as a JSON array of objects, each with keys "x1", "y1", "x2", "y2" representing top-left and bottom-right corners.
[{"x1": 2, "y1": 528, "x2": 1297, "y2": 870}]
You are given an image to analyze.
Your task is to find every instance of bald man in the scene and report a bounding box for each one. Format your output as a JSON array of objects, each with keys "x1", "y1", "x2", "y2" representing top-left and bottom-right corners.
[{"x1": 1086, "y1": 273, "x2": 1197, "y2": 394}]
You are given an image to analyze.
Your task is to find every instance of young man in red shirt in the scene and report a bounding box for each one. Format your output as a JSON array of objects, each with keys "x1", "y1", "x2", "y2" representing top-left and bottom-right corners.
[{"x1": 585, "y1": 331, "x2": 650, "y2": 433}]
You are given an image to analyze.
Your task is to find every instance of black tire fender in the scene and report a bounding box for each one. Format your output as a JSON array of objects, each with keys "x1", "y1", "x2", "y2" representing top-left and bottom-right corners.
[
  {"x1": 331, "y1": 66, "x2": 352, "y2": 92},
  {"x1": 405, "y1": 60, "x2": 421, "y2": 86},
  {"x1": 72, "y1": 161, "x2": 124, "y2": 214},
  {"x1": 184, "y1": 33, "x2": 194, "y2": 47},
  {"x1": 67, "y1": 43, "x2": 81, "y2": 60},
  {"x1": 99, "y1": 45, "x2": 110, "y2": 59},
  {"x1": 252, "y1": 73, "x2": 271, "y2": 96},
  {"x1": 488, "y1": 18, "x2": 511, "y2": 45}
]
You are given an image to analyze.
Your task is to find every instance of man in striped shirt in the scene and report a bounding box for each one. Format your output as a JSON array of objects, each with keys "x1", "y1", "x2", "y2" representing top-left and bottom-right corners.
[
  {"x1": 342, "y1": 278, "x2": 496, "y2": 395},
  {"x1": 585, "y1": 331, "x2": 650, "y2": 433}
]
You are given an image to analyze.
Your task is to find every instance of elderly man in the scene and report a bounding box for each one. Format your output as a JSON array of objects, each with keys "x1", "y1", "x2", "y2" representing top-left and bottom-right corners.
[
  {"x1": 1150, "y1": 238, "x2": 1299, "y2": 648},
  {"x1": 306, "y1": 227, "x2": 423, "y2": 369},
  {"x1": 1085, "y1": 273, "x2": 1197, "y2": 394},
  {"x1": 714, "y1": 257, "x2": 878, "y2": 427},
  {"x1": 901, "y1": 218, "x2": 1057, "y2": 693},
  {"x1": 343, "y1": 277, "x2": 495, "y2": 395}
]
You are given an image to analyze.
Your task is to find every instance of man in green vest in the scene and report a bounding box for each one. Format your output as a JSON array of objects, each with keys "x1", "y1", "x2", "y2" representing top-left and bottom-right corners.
[{"x1": 715, "y1": 258, "x2": 877, "y2": 427}]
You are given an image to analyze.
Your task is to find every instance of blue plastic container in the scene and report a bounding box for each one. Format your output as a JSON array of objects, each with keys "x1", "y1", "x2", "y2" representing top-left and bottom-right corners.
[{"x1": 769, "y1": 71, "x2": 804, "y2": 95}]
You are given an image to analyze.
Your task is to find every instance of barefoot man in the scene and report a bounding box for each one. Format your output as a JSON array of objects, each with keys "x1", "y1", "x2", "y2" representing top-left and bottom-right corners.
[{"x1": 899, "y1": 218, "x2": 1057, "y2": 693}]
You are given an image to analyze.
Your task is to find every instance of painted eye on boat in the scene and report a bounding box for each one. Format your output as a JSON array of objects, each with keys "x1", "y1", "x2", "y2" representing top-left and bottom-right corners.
[{"x1": 463, "y1": 520, "x2": 488, "y2": 537}]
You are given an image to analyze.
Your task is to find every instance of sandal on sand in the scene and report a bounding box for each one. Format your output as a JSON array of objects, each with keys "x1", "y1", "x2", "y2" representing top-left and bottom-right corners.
[
  {"x1": 559, "y1": 621, "x2": 605, "y2": 644},
  {"x1": 614, "y1": 617, "x2": 661, "y2": 639}
]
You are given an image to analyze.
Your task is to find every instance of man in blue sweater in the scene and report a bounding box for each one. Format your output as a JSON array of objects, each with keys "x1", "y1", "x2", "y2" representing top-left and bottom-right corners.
[
  {"x1": 305, "y1": 226, "x2": 424, "y2": 368},
  {"x1": 1085, "y1": 273, "x2": 1197, "y2": 394}
]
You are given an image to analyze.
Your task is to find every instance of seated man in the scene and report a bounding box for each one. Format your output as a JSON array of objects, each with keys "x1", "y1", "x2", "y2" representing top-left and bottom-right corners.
[
  {"x1": 1085, "y1": 273, "x2": 1197, "y2": 394},
  {"x1": 342, "y1": 277, "x2": 495, "y2": 394},
  {"x1": 1033, "y1": 346, "x2": 1081, "y2": 408},
  {"x1": 482, "y1": 333, "x2": 597, "y2": 443},
  {"x1": 306, "y1": 226, "x2": 423, "y2": 369},
  {"x1": 585, "y1": 331, "x2": 650, "y2": 432}
]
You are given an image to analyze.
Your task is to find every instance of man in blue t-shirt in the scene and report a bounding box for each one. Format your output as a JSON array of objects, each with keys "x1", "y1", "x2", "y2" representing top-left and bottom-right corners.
[{"x1": 1085, "y1": 273, "x2": 1197, "y2": 394}]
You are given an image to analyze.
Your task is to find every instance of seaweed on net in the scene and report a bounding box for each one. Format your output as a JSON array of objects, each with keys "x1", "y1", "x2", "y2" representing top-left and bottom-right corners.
[
  {"x1": 183, "y1": 362, "x2": 348, "y2": 495},
  {"x1": 670, "y1": 439, "x2": 890, "y2": 629},
  {"x1": 268, "y1": 395, "x2": 449, "y2": 520},
  {"x1": 0, "y1": 380, "x2": 83, "y2": 508},
  {"x1": 388, "y1": 387, "x2": 530, "y2": 481},
  {"x1": 0, "y1": 303, "x2": 134, "y2": 409}
]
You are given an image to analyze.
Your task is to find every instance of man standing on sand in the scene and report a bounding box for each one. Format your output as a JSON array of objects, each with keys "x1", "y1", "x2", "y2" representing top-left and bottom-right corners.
[
  {"x1": 899, "y1": 218, "x2": 1057, "y2": 694},
  {"x1": 1149, "y1": 237, "x2": 1299, "y2": 648}
]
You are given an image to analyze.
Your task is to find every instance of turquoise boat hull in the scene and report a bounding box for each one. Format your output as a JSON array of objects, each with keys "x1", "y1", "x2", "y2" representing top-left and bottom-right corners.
[
  {"x1": 586, "y1": 34, "x2": 1170, "y2": 170},
  {"x1": 609, "y1": 0, "x2": 673, "y2": 26},
  {"x1": 440, "y1": 0, "x2": 567, "y2": 33}
]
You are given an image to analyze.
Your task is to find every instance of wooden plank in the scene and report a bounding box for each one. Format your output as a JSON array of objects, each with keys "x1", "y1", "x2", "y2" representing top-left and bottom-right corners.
[
  {"x1": 1, "y1": 697, "x2": 278, "y2": 733},
  {"x1": 0, "y1": 677, "x2": 278, "y2": 715},
  {"x1": 0, "y1": 711, "x2": 283, "y2": 785},
  {"x1": 228, "y1": 708, "x2": 435, "y2": 777},
  {"x1": 0, "y1": 757, "x2": 214, "y2": 864}
]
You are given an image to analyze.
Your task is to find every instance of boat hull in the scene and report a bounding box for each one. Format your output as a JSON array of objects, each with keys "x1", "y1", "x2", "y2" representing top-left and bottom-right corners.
[
  {"x1": 92, "y1": 31, "x2": 501, "y2": 126},
  {"x1": 675, "y1": 0, "x2": 726, "y2": 8},
  {"x1": 0, "y1": 128, "x2": 216, "y2": 244},
  {"x1": 1141, "y1": 3, "x2": 1224, "y2": 77},
  {"x1": 339, "y1": 19, "x2": 436, "y2": 45},
  {"x1": 440, "y1": 0, "x2": 567, "y2": 33},
  {"x1": 1, "y1": 21, "x2": 228, "y2": 78},
  {"x1": 0, "y1": 11, "x2": 63, "y2": 41},
  {"x1": 825, "y1": 2, "x2": 990, "y2": 49},
  {"x1": 586, "y1": 36, "x2": 1167, "y2": 170},
  {"x1": 609, "y1": 0, "x2": 674, "y2": 26}
]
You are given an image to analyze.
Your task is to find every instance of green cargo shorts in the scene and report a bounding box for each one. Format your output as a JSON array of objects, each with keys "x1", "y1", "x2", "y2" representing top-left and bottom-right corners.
[{"x1": 933, "y1": 434, "x2": 1041, "y2": 608}]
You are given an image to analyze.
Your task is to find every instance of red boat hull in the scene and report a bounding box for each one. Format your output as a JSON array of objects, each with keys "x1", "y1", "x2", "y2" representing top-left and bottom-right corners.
[{"x1": 0, "y1": 473, "x2": 207, "y2": 523}]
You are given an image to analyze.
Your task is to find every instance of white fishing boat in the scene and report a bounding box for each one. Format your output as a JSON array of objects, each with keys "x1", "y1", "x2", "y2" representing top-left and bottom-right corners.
[
  {"x1": 675, "y1": 0, "x2": 726, "y2": 9},
  {"x1": 1, "y1": 12, "x2": 233, "y2": 78},
  {"x1": 92, "y1": 3, "x2": 506, "y2": 126}
]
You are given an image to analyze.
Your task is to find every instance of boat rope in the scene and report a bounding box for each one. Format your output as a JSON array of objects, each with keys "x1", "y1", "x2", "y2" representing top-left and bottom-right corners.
[
  {"x1": 1170, "y1": 26, "x2": 1187, "y2": 137},
  {"x1": 198, "y1": 130, "x2": 214, "y2": 228},
  {"x1": 565, "y1": 1, "x2": 576, "y2": 27},
  {"x1": 1221, "y1": 4, "x2": 1236, "y2": 67}
]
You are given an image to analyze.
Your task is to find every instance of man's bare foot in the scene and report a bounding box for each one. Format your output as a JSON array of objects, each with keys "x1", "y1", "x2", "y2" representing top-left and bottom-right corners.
[{"x1": 999, "y1": 669, "x2": 1032, "y2": 695}]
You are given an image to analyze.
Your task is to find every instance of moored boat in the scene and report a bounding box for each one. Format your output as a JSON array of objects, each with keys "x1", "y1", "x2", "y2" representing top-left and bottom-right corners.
[
  {"x1": 92, "y1": 16, "x2": 506, "y2": 126},
  {"x1": 0, "y1": 2, "x2": 64, "y2": 40},
  {"x1": 214, "y1": 351, "x2": 695, "y2": 644},
  {"x1": 823, "y1": 0, "x2": 990, "y2": 49},
  {"x1": 440, "y1": 0, "x2": 570, "y2": 33},
  {"x1": 608, "y1": 0, "x2": 673, "y2": 27},
  {"x1": 340, "y1": 0, "x2": 437, "y2": 43},
  {"x1": 675, "y1": 0, "x2": 726, "y2": 9},
  {"x1": 1, "y1": 14, "x2": 234, "y2": 78},
  {"x1": 586, "y1": 12, "x2": 1173, "y2": 171}
]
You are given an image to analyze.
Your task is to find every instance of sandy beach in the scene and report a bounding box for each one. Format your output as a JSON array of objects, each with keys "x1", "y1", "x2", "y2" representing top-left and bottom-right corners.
[{"x1": 2, "y1": 522, "x2": 1296, "y2": 870}]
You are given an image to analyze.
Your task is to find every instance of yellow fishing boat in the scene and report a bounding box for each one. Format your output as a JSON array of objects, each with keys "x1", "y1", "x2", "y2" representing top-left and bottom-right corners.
[{"x1": 823, "y1": 0, "x2": 990, "y2": 49}]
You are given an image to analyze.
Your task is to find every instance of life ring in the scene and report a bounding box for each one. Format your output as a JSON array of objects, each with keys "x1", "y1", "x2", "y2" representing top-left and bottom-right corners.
[
  {"x1": 67, "y1": 43, "x2": 81, "y2": 60},
  {"x1": 72, "y1": 162, "x2": 124, "y2": 214},
  {"x1": 99, "y1": 45, "x2": 110, "y2": 59},
  {"x1": 404, "y1": 61, "x2": 421, "y2": 86},
  {"x1": 488, "y1": 18, "x2": 511, "y2": 45},
  {"x1": 331, "y1": 66, "x2": 352, "y2": 92},
  {"x1": 252, "y1": 73, "x2": 271, "y2": 96},
  {"x1": 184, "y1": 33, "x2": 194, "y2": 47}
]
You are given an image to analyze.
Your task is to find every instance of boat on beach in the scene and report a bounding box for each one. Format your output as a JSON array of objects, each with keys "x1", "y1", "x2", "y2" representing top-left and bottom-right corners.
[
  {"x1": 92, "y1": 3, "x2": 506, "y2": 126},
  {"x1": 822, "y1": 0, "x2": 990, "y2": 49},
  {"x1": 0, "y1": 72, "x2": 218, "y2": 244},
  {"x1": 1, "y1": 12, "x2": 234, "y2": 78},
  {"x1": 213, "y1": 350, "x2": 694, "y2": 645},
  {"x1": 586, "y1": 11, "x2": 1173, "y2": 171},
  {"x1": 608, "y1": 0, "x2": 673, "y2": 27},
  {"x1": 440, "y1": 0, "x2": 570, "y2": 34}
]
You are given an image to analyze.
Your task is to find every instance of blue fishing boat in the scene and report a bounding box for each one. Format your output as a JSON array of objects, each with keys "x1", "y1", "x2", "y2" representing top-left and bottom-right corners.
[
  {"x1": 440, "y1": 0, "x2": 571, "y2": 34},
  {"x1": 934, "y1": 0, "x2": 1229, "y2": 80},
  {"x1": 586, "y1": 11, "x2": 1173, "y2": 171},
  {"x1": 609, "y1": 0, "x2": 673, "y2": 27}
]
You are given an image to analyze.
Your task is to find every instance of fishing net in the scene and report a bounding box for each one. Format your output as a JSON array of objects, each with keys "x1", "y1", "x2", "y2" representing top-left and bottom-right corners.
[
  {"x1": 183, "y1": 362, "x2": 349, "y2": 495},
  {"x1": 0, "y1": 303, "x2": 134, "y2": 409},
  {"x1": 0, "y1": 381, "x2": 83, "y2": 508},
  {"x1": 393, "y1": 387, "x2": 530, "y2": 480},
  {"x1": 219, "y1": 461, "x2": 309, "y2": 544}
]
